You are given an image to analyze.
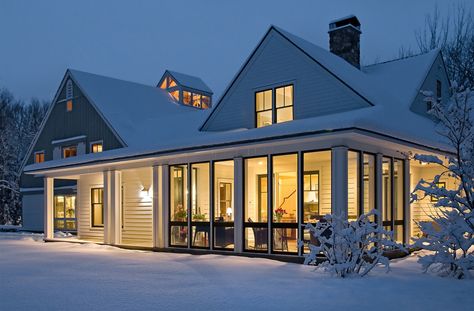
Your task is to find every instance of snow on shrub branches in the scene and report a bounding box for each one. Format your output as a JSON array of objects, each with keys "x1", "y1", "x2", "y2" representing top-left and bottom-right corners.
[
  {"x1": 302, "y1": 210, "x2": 406, "y2": 278},
  {"x1": 411, "y1": 86, "x2": 474, "y2": 278}
]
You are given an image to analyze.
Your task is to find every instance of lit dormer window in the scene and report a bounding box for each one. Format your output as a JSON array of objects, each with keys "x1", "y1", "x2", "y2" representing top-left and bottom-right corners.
[{"x1": 158, "y1": 70, "x2": 213, "y2": 109}]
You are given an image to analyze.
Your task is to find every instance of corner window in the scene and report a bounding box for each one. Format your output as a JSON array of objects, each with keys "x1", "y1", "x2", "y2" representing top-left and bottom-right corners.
[
  {"x1": 256, "y1": 85, "x2": 293, "y2": 128},
  {"x1": 34, "y1": 151, "x2": 45, "y2": 163},
  {"x1": 62, "y1": 145, "x2": 77, "y2": 158},
  {"x1": 91, "y1": 188, "x2": 104, "y2": 227},
  {"x1": 91, "y1": 142, "x2": 103, "y2": 153}
]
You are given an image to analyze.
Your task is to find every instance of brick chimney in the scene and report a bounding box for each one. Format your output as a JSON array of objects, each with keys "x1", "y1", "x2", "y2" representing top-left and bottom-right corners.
[{"x1": 328, "y1": 15, "x2": 361, "y2": 68}]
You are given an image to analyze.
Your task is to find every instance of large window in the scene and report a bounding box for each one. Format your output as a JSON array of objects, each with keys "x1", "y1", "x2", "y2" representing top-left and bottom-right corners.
[
  {"x1": 363, "y1": 153, "x2": 376, "y2": 218},
  {"x1": 244, "y1": 157, "x2": 268, "y2": 252},
  {"x1": 301, "y1": 151, "x2": 331, "y2": 253},
  {"x1": 272, "y1": 154, "x2": 298, "y2": 254},
  {"x1": 348, "y1": 151, "x2": 360, "y2": 220},
  {"x1": 191, "y1": 163, "x2": 210, "y2": 248},
  {"x1": 170, "y1": 165, "x2": 188, "y2": 247},
  {"x1": 213, "y1": 160, "x2": 234, "y2": 250},
  {"x1": 382, "y1": 157, "x2": 405, "y2": 243},
  {"x1": 256, "y1": 85, "x2": 293, "y2": 128},
  {"x1": 91, "y1": 188, "x2": 103, "y2": 227},
  {"x1": 54, "y1": 195, "x2": 76, "y2": 231}
]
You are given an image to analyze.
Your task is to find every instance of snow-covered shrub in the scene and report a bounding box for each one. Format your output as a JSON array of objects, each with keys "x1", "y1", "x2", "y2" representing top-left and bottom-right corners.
[
  {"x1": 413, "y1": 210, "x2": 474, "y2": 278},
  {"x1": 302, "y1": 210, "x2": 406, "y2": 278},
  {"x1": 411, "y1": 86, "x2": 474, "y2": 278}
]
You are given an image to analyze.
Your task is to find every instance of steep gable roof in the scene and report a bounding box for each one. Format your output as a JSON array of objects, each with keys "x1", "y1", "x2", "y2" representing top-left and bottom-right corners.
[
  {"x1": 68, "y1": 69, "x2": 209, "y2": 148},
  {"x1": 162, "y1": 70, "x2": 213, "y2": 94},
  {"x1": 362, "y1": 50, "x2": 440, "y2": 108}
]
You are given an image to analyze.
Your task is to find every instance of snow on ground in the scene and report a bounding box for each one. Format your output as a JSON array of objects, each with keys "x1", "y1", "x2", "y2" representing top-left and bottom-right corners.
[{"x1": 0, "y1": 233, "x2": 472, "y2": 311}]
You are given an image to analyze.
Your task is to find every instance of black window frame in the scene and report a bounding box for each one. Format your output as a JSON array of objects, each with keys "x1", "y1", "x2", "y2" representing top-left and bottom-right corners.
[
  {"x1": 91, "y1": 187, "x2": 104, "y2": 228},
  {"x1": 255, "y1": 84, "x2": 294, "y2": 128}
]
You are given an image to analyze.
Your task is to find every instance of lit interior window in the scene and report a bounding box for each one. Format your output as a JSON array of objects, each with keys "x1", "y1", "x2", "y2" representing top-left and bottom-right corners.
[
  {"x1": 275, "y1": 85, "x2": 293, "y2": 124},
  {"x1": 201, "y1": 96, "x2": 210, "y2": 109},
  {"x1": 91, "y1": 143, "x2": 103, "y2": 153},
  {"x1": 159, "y1": 79, "x2": 167, "y2": 89},
  {"x1": 193, "y1": 93, "x2": 201, "y2": 108},
  {"x1": 62, "y1": 146, "x2": 77, "y2": 158},
  {"x1": 168, "y1": 77, "x2": 177, "y2": 88},
  {"x1": 256, "y1": 89, "x2": 272, "y2": 128},
  {"x1": 170, "y1": 90, "x2": 180, "y2": 101},
  {"x1": 35, "y1": 152, "x2": 45, "y2": 163},
  {"x1": 183, "y1": 91, "x2": 192, "y2": 105},
  {"x1": 66, "y1": 100, "x2": 73, "y2": 112}
]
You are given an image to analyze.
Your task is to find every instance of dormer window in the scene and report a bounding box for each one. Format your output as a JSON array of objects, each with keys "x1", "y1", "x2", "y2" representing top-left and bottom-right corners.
[
  {"x1": 256, "y1": 84, "x2": 294, "y2": 128},
  {"x1": 158, "y1": 70, "x2": 213, "y2": 109}
]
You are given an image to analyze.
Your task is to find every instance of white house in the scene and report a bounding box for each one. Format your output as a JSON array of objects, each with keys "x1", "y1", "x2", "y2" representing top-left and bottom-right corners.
[{"x1": 23, "y1": 16, "x2": 454, "y2": 260}]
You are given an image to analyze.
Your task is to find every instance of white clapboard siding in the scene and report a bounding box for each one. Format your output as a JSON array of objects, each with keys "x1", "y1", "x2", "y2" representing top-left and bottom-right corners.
[
  {"x1": 77, "y1": 173, "x2": 104, "y2": 242},
  {"x1": 121, "y1": 167, "x2": 153, "y2": 246}
]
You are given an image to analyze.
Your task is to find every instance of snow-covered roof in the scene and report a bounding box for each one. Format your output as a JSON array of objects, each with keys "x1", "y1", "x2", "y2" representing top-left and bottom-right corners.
[
  {"x1": 69, "y1": 69, "x2": 209, "y2": 148},
  {"x1": 165, "y1": 70, "x2": 213, "y2": 94},
  {"x1": 24, "y1": 26, "x2": 449, "y2": 173}
]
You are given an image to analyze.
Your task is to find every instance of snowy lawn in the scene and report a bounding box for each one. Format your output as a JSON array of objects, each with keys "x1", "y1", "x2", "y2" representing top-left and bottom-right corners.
[{"x1": 0, "y1": 233, "x2": 472, "y2": 311}]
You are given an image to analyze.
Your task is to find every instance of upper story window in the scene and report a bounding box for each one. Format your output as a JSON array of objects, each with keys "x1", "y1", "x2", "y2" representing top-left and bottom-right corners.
[
  {"x1": 256, "y1": 84, "x2": 294, "y2": 128},
  {"x1": 34, "y1": 151, "x2": 45, "y2": 163},
  {"x1": 62, "y1": 145, "x2": 77, "y2": 158},
  {"x1": 91, "y1": 142, "x2": 103, "y2": 153},
  {"x1": 66, "y1": 79, "x2": 74, "y2": 112}
]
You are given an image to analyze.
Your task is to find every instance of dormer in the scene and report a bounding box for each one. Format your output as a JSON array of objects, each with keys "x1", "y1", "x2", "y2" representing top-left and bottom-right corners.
[{"x1": 158, "y1": 70, "x2": 213, "y2": 109}]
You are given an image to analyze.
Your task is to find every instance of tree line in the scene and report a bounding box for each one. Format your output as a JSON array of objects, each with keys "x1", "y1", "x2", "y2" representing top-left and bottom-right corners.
[{"x1": 0, "y1": 89, "x2": 49, "y2": 225}]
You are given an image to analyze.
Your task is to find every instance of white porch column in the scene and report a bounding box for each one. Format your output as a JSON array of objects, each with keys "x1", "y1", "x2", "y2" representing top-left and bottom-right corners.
[
  {"x1": 103, "y1": 171, "x2": 112, "y2": 244},
  {"x1": 331, "y1": 146, "x2": 348, "y2": 218},
  {"x1": 44, "y1": 177, "x2": 54, "y2": 240},
  {"x1": 103, "y1": 170, "x2": 121, "y2": 245},
  {"x1": 110, "y1": 170, "x2": 122, "y2": 245},
  {"x1": 233, "y1": 157, "x2": 243, "y2": 253},
  {"x1": 152, "y1": 165, "x2": 164, "y2": 248},
  {"x1": 404, "y1": 159, "x2": 411, "y2": 244},
  {"x1": 375, "y1": 153, "x2": 383, "y2": 228},
  {"x1": 161, "y1": 164, "x2": 170, "y2": 248}
]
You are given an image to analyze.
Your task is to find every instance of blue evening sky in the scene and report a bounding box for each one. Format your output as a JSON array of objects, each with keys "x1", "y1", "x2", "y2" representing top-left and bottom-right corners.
[{"x1": 0, "y1": 0, "x2": 470, "y2": 102}]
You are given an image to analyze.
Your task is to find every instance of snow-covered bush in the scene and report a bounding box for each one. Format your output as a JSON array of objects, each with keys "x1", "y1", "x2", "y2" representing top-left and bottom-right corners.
[
  {"x1": 411, "y1": 86, "x2": 474, "y2": 278},
  {"x1": 302, "y1": 210, "x2": 406, "y2": 278}
]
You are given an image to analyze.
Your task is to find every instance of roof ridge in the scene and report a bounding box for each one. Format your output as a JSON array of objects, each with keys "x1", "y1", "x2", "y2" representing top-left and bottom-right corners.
[
  {"x1": 363, "y1": 49, "x2": 440, "y2": 68},
  {"x1": 68, "y1": 69, "x2": 156, "y2": 90}
]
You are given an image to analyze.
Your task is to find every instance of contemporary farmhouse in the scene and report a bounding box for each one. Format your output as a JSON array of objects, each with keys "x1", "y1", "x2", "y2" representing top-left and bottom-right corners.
[{"x1": 22, "y1": 16, "x2": 454, "y2": 259}]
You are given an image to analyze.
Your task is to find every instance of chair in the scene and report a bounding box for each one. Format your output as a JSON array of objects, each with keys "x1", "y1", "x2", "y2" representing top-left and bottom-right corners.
[{"x1": 248, "y1": 218, "x2": 268, "y2": 250}]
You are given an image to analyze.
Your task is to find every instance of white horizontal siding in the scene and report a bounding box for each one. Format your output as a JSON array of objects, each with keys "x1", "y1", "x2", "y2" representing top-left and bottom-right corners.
[
  {"x1": 77, "y1": 173, "x2": 103, "y2": 242},
  {"x1": 204, "y1": 30, "x2": 370, "y2": 131},
  {"x1": 121, "y1": 168, "x2": 153, "y2": 247}
]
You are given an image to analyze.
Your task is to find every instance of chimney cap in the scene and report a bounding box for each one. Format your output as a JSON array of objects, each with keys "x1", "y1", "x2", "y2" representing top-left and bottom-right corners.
[{"x1": 329, "y1": 15, "x2": 361, "y2": 32}]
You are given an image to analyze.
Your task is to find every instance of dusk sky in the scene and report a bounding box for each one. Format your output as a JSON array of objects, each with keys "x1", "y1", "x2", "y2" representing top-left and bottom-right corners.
[{"x1": 0, "y1": 0, "x2": 471, "y2": 102}]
